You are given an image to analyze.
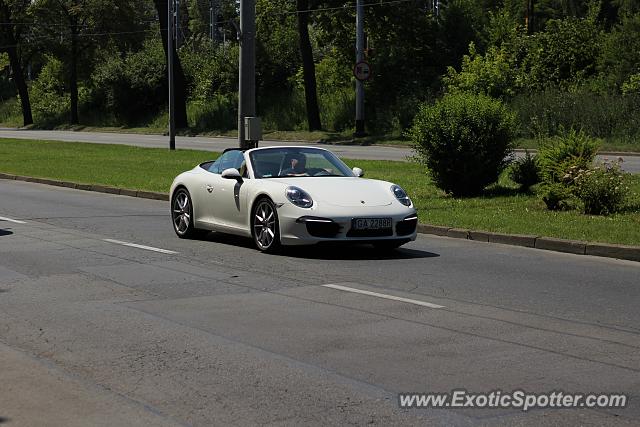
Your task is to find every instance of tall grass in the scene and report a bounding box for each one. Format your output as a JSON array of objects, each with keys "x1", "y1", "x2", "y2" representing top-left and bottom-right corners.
[
  {"x1": 0, "y1": 97, "x2": 22, "y2": 126},
  {"x1": 511, "y1": 88, "x2": 640, "y2": 142},
  {"x1": 188, "y1": 94, "x2": 237, "y2": 132}
]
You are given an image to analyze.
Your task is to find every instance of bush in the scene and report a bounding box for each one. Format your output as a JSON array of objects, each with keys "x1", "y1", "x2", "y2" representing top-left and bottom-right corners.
[
  {"x1": 181, "y1": 40, "x2": 239, "y2": 103},
  {"x1": 569, "y1": 159, "x2": 630, "y2": 215},
  {"x1": 91, "y1": 39, "x2": 166, "y2": 124},
  {"x1": 509, "y1": 150, "x2": 541, "y2": 191},
  {"x1": 409, "y1": 92, "x2": 516, "y2": 197},
  {"x1": 30, "y1": 56, "x2": 69, "y2": 126},
  {"x1": 188, "y1": 94, "x2": 237, "y2": 132},
  {"x1": 537, "y1": 128, "x2": 601, "y2": 184},
  {"x1": 539, "y1": 182, "x2": 576, "y2": 211}
]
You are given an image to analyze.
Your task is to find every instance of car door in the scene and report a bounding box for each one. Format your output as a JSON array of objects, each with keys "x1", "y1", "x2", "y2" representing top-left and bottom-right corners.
[
  {"x1": 212, "y1": 151, "x2": 250, "y2": 231},
  {"x1": 195, "y1": 151, "x2": 242, "y2": 227}
]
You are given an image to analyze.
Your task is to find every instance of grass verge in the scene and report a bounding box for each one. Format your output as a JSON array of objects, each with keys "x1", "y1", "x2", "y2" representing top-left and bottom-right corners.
[{"x1": 1, "y1": 138, "x2": 639, "y2": 245}]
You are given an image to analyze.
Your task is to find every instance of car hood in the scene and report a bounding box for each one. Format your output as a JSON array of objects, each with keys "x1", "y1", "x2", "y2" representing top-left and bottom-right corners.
[{"x1": 269, "y1": 177, "x2": 394, "y2": 207}]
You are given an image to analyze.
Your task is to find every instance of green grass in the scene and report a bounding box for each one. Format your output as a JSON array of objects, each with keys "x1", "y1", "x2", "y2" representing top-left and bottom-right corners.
[
  {"x1": 1, "y1": 138, "x2": 639, "y2": 245},
  {"x1": 0, "y1": 138, "x2": 215, "y2": 193},
  {"x1": 515, "y1": 137, "x2": 640, "y2": 153}
]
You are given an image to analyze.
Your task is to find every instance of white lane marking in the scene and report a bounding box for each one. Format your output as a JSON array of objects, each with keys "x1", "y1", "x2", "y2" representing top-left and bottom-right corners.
[
  {"x1": 0, "y1": 215, "x2": 26, "y2": 224},
  {"x1": 322, "y1": 284, "x2": 445, "y2": 309},
  {"x1": 103, "y1": 239, "x2": 178, "y2": 255}
]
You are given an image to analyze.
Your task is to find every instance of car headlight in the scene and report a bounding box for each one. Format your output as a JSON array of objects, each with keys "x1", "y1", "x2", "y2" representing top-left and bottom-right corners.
[
  {"x1": 285, "y1": 186, "x2": 313, "y2": 208},
  {"x1": 391, "y1": 185, "x2": 412, "y2": 207}
]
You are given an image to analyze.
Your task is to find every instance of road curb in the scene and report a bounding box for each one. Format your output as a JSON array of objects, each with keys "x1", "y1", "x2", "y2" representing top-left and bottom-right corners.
[
  {"x1": 0, "y1": 173, "x2": 169, "y2": 202},
  {"x1": 1, "y1": 172, "x2": 639, "y2": 262}
]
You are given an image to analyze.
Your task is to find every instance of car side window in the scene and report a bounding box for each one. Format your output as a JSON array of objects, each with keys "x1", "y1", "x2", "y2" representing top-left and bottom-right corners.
[{"x1": 207, "y1": 151, "x2": 245, "y2": 175}]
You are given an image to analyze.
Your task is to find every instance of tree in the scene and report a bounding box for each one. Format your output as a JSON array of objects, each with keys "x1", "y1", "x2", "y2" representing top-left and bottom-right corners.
[
  {"x1": 0, "y1": 0, "x2": 33, "y2": 126},
  {"x1": 152, "y1": 0, "x2": 188, "y2": 128},
  {"x1": 296, "y1": 0, "x2": 321, "y2": 130},
  {"x1": 31, "y1": 0, "x2": 153, "y2": 125}
]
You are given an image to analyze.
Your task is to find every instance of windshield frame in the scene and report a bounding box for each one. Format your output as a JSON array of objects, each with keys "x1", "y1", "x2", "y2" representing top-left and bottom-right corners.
[{"x1": 248, "y1": 147, "x2": 355, "y2": 179}]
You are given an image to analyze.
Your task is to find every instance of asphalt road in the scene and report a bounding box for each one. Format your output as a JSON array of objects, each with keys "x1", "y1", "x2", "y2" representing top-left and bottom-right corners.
[
  {"x1": 1, "y1": 128, "x2": 639, "y2": 173},
  {"x1": 1, "y1": 180, "x2": 639, "y2": 426}
]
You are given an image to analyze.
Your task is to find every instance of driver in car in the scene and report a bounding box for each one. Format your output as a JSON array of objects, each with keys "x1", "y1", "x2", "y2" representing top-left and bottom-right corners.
[{"x1": 282, "y1": 153, "x2": 308, "y2": 176}]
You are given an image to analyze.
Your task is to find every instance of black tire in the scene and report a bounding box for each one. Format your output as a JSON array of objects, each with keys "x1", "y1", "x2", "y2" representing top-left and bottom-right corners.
[
  {"x1": 251, "y1": 198, "x2": 281, "y2": 253},
  {"x1": 171, "y1": 188, "x2": 201, "y2": 239},
  {"x1": 372, "y1": 240, "x2": 406, "y2": 251}
]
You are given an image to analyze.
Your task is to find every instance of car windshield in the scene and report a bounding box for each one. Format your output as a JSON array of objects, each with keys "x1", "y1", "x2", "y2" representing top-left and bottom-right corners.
[{"x1": 249, "y1": 148, "x2": 354, "y2": 178}]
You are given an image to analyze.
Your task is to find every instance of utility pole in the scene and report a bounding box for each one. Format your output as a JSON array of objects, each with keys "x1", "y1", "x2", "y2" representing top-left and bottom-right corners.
[
  {"x1": 168, "y1": 0, "x2": 176, "y2": 150},
  {"x1": 210, "y1": 0, "x2": 220, "y2": 41},
  {"x1": 238, "y1": 0, "x2": 257, "y2": 149},
  {"x1": 525, "y1": 0, "x2": 535, "y2": 34},
  {"x1": 209, "y1": 0, "x2": 214, "y2": 40},
  {"x1": 175, "y1": 0, "x2": 181, "y2": 47},
  {"x1": 354, "y1": 0, "x2": 365, "y2": 137}
]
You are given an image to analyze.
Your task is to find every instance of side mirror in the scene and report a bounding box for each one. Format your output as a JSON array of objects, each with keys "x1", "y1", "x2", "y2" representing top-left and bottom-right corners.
[
  {"x1": 221, "y1": 168, "x2": 242, "y2": 181},
  {"x1": 352, "y1": 167, "x2": 364, "y2": 177}
]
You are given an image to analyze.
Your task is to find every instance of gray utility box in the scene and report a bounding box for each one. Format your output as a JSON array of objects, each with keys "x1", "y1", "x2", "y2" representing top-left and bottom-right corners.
[{"x1": 244, "y1": 117, "x2": 262, "y2": 141}]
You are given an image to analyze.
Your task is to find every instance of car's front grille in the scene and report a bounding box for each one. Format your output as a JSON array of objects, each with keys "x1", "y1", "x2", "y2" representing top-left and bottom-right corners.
[
  {"x1": 306, "y1": 221, "x2": 341, "y2": 238},
  {"x1": 396, "y1": 215, "x2": 418, "y2": 236}
]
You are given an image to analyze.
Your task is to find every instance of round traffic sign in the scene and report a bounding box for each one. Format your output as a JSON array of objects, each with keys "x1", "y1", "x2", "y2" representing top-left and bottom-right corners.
[{"x1": 353, "y1": 61, "x2": 371, "y2": 81}]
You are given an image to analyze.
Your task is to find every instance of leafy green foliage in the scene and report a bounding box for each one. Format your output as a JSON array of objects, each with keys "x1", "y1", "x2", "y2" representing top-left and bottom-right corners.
[
  {"x1": 509, "y1": 150, "x2": 541, "y2": 191},
  {"x1": 537, "y1": 128, "x2": 601, "y2": 184},
  {"x1": 180, "y1": 40, "x2": 239, "y2": 102},
  {"x1": 510, "y1": 88, "x2": 640, "y2": 139},
  {"x1": 539, "y1": 182, "x2": 576, "y2": 211},
  {"x1": 598, "y1": 12, "x2": 640, "y2": 91},
  {"x1": 570, "y1": 159, "x2": 631, "y2": 215},
  {"x1": 536, "y1": 128, "x2": 601, "y2": 211},
  {"x1": 444, "y1": 43, "x2": 516, "y2": 99},
  {"x1": 188, "y1": 95, "x2": 237, "y2": 132},
  {"x1": 30, "y1": 56, "x2": 69, "y2": 126},
  {"x1": 521, "y1": 17, "x2": 602, "y2": 89},
  {"x1": 409, "y1": 93, "x2": 516, "y2": 197},
  {"x1": 622, "y1": 73, "x2": 640, "y2": 95},
  {"x1": 90, "y1": 39, "x2": 166, "y2": 124}
]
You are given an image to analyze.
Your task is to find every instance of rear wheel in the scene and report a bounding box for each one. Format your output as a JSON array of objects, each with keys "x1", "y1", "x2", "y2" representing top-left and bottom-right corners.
[
  {"x1": 252, "y1": 198, "x2": 281, "y2": 253},
  {"x1": 172, "y1": 188, "x2": 201, "y2": 239}
]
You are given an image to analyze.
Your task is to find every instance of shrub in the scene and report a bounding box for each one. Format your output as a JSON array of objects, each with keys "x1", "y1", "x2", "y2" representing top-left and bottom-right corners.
[
  {"x1": 509, "y1": 150, "x2": 541, "y2": 191},
  {"x1": 181, "y1": 40, "x2": 239, "y2": 103},
  {"x1": 569, "y1": 159, "x2": 630, "y2": 215},
  {"x1": 30, "y1": 56, "x2": 69, "y2": 126},
  {"x1": 91, "y1": 39, "x2": 166, "y2": 124},
  {"x1": 409, "y1": 92, "x2": 516, "y2": 197},
  {"x1": 188, "y1": 94, "x2": 237, "y2": 132},
  {"x1": 537, "y1": 128, "x2": 601, "y2": 184},
  {"x1": 539, "y1": 182, "x2": 577, "y2": 211}
]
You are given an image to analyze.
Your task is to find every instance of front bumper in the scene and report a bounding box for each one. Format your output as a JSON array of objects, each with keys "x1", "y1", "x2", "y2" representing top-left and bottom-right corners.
[{"x1": 278, "y1": 207, "x2": 418, "y2": 246}]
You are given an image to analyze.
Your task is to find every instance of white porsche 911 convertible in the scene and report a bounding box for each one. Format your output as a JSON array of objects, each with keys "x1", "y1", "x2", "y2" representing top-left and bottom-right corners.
[{"x1": 170, "y1": 146, "x2": 418, "y2": 252}]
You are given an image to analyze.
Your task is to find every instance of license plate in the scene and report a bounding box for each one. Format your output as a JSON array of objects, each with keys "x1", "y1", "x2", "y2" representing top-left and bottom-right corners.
[{"x1": 351, "y1": 217, "x2": 392, "y2": 230}]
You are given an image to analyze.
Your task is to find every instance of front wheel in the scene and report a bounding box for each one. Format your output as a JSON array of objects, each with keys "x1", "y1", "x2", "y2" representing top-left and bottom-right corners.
[
  {"x1": 172, "y1": 188, "x2": 200, "y2": 239},
  {"x1": 252, "y1": 198, "x2": 281, "y2": 253}
]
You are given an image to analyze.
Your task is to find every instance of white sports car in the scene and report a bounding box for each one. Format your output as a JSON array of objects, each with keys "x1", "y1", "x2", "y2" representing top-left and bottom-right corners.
[{"x1": 170, "y1": 146, "x2": 418, "y2": 252}]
